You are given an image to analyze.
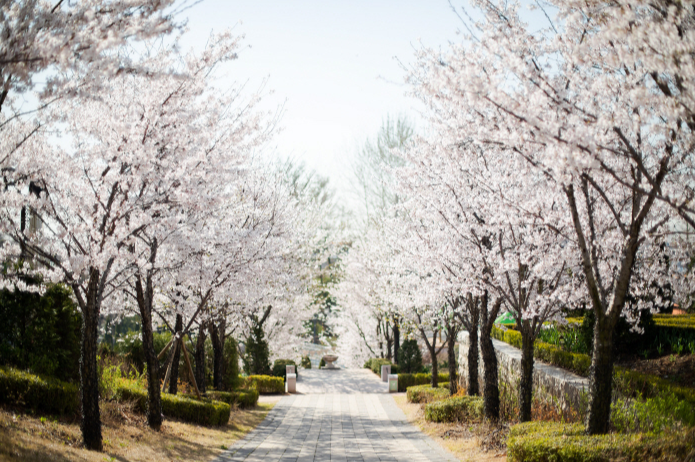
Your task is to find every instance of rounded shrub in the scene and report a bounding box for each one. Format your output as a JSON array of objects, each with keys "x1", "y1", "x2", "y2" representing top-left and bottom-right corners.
[
  {"x1": 272, "y1": 359, "x2": 298, "y2": 382},
  {"x1": 406, "y1": 384, "x2": 450, "y2": 403},
  {"x1": 424, "y1": 395, "x2": 484, "y2": 423},
  {"x1": 301, "y1": 356, "x2": 311, "y2": 369},
  {"x1": 242, "y1": 375, "x2": 284, "y2": 394}
]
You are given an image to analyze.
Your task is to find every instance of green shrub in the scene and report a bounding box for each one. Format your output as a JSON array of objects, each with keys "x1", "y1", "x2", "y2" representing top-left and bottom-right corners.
[
  {"x1": 0, "y1": 366, "x2": 78, "y2": 415},
  {"x1": 363, "y1": 358, "x2": 373, "y2": 369},
  {"x1": 319, "y1": 357, "x2": 326, "y2": 368},
  {"x1": 507, "y1": 422, "x2": 695, "y2": 462},
  {"x1": 0, "y1": 284, "x2": 82, "y2": 382},
  {"x1": 613, "y1": 368, "x2": 695, "y2": 415},
  {"x1": 369, "y1": 358, "x2": 392, "y2": 375},
  {"x1": 611, "y1": 392, "x2": 695, "y2": 433},
  {"x1": 272, "y1": 359, "x2": 298, "y2": 382},
  {"x1": 206, "y1": 388, "x2": 259, "y2": 409},
  {"x1": 653, "y1": 314, "x2": 695, "y2": 329},
  {"x1": 399, "y1": 339, "x2": 423, "y2": 373},
  {"x1": 116, "y1": 381, "x2": 230, "y2": 426},
  {"x1": 424, "y1": 395, "x2": 484, "y2": 422},
  {"x1": 397, "y1": 372, "x2": 449, "y2": 392},
  {"x1": 301, "y1": 356, "x2": 311, "y2": 369},
  {"x1": 406, "y1": 384, "x2": 450, "y2": 403},
  {"x1": 242, "y1": 375, "x2": 284, "y2": 394}
]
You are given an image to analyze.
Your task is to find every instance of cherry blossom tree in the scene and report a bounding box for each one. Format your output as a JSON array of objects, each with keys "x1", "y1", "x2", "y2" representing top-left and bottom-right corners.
[{"x1": 406, "y1": 0, "x2": 695, "y2": 433}]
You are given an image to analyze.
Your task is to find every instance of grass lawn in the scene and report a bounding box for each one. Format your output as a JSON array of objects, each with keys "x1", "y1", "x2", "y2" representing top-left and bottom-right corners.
[
  {"x1": 0, "y1": 397, "x2": 278, "y2": 462},
  {"x1": 392, "y1": 393, "x2": 507, "y2": 462}
]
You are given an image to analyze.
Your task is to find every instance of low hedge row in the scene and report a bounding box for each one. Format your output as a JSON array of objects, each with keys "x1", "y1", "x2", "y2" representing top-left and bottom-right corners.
[
  {"x1": 424, "y1": 395, "x2": 484, "y2": 423},
  {"x1": 116, "y1": 381, "x2": 230, "y2": 426},
  {"x1": 364, "y1": 358, "x2": 400, "y2": 375},
  {"x1": 397, "y1": 372, "x2": 449, "y2": 392},
  {"x1": 242, "y1": 375, "x2": 284, "y2": 394},
  {"x1": 0, "y1": 366, "x2": 78, "y2": 415},
  {"x1": 206, "y1": 388, "x2": 259, "y2": 409},
  {"x1": 507, "y1": 422, "x2": 695, "y2": 462},
  {"x1": 406, "y1": 383, "x2": 450, "y2": 403},
  {"x1": 492, "y1": 326, "x2": 591, "y2": 376}
]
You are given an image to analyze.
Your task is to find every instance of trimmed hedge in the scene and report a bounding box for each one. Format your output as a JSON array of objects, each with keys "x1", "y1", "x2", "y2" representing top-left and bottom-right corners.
[
  {"x1": 507, "y1": 422, "x2": 695, "y2": 462},
  {"x1": 272, "y1": 359, "x2": 298, "y2": 382},
  {"x1": 366, "y1": 358, "x2": 399, "y2": 375},
  {"x1": 242, "y1": 375, "x2": 284, "y2": 394},
  {"x1": 207, "y1": 388, "x2": 259, "y2": 409},
  {"x1": 492, "y1": 326, "x2": 591, "y2": 376},
  {"x1": 0, "y1": 366, "x2": 78, "y2": 415},
  {"x1": 424, "y1": 395, "x2": 484, "y2": 423},
  {"x1": 116, "y1": 381, "x2": 230, "y2": 426},
  {"x1": 397, "y1": 372, "x2": 449, "y2": 392},
  {"x1": 406, "y1": 383, "x2": 450, "y2": 403}
]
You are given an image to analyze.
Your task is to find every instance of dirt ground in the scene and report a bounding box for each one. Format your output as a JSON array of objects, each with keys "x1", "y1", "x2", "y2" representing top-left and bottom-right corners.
[
  {"x1": 619, "y1": 353, "x2": 695, "y2": 388},
  {"x1": 0, "y1": 397, "x2": 277, "y2": 462},
  {"x1": 392, "y1": 394, "x2": 507, "y2": 462}
]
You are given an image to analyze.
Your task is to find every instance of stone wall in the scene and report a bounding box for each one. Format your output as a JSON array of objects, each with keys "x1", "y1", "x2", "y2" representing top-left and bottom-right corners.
[{"x1": 458, "y1": 331, "x2": 588, "y2": 413}]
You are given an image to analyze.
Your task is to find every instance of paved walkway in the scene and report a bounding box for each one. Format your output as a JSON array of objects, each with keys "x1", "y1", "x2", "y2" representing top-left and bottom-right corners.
[{"x1": 214, "y1": 369, "x2": 457, "y2": 462}]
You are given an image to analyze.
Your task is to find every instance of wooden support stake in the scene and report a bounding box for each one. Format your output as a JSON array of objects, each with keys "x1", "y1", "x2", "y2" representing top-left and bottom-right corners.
[
  {"x1": 161, "y1": 338, "x2": 177, "y2": 393},
  {"x1": 181, "y1": 343, "x2": 201, "y2": 398},
  {"x1": 157, "y1": 337, "x2": 176, "y2": 361}
]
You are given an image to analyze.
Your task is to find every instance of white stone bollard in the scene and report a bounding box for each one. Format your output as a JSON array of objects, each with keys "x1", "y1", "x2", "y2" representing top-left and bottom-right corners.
[
  {"x1": 381, "y1": 364, "x2": 391, "y2": 382},
  {"x1": 388, "y1": 374, "x2": 398, "y2": 393},
  {"x1": 286, "y1": 365, "x2": 295, "y2": 375},
  {"x1": 286, "y1": 373, "x2": 296, "y2": 393}
]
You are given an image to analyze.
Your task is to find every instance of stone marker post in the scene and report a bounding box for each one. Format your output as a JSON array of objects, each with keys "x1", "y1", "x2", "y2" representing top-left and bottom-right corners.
[
  {"x1": 388, "y1": 374, "x2": 398, "y2": 393},
  {"x1": 381, "y1": 364, "x2": 391, "y2": 382},
  {"x1": 286, "y1": 373, "x2": 297, "y2": 393}
]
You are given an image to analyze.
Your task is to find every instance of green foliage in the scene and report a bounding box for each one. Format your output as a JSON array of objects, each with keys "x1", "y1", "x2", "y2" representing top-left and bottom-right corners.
[
  {"x1": 613, "y1": 369, "x2": 695, "y2": 413},
  {"x1": 611, "y1": 392, "x2": 695, "y2": 433},
  {"x1": 424, "y1": 395, "x2": 484, "y2": 423},
  {"x1": 581, "y1": 308, "x2": 657, "y2": 357},
  {"x1": 271, "y1": 359, "x2": 298, "y2": 382},
  {"x1": 301, "y1": 356, "x2": 311, "y2": 369},
  {"x1": 0, "y1": 284, "x2": 81, "y2": 382},
  {"x1": 397, "y1": 372, "x2": 449, "y2": 392},
  {"x1": 319, "y1": 357, "x2": 326, "y2": 368},
  {"x1": 368, "y1": 358, "x2": 392, "y2": 375},
  {"x1": 222, "y1": 337, "x2": 240, "y2": 391},
  {"x1": 507, "y1": 422, "x2": 695, "y2": 462},
  {"x1": 653, "y1": 314, "x2": 695, "y2": 329},
  {"x1": 112, "y1": 329, "x2": 172, "y2": 373},
  {"x1": 243, "y1": 325, "x2": 271, "y2": 376},
  {"x1": 398, "y1": 339, "x2": 423, "y2": 373},
  {"x1": 206, "y1": 389, "x2": 259, "y2": 409},
  {"x1": 406, "y1": 383, "x2": 450, "y2": 403},
  {"x1": 98, "y1": 358, "x2": 123, "y2": 401},
  {"x1": 242, "y1": 375, "x2": 284, "y2": 394},
  {"x1": 492, "y1": 326, "x2": 591, "y2": 376},
  {"x1": 0, "y1": 366, "x2": 78, "y2": 415},
  {"x1": 116, "y1": 380, "x2": 230, "y2": 426}
]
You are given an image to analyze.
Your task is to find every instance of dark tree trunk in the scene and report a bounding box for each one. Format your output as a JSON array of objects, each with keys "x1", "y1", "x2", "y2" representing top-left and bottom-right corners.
[
  {"x1": 519, "y1": 321, "x2": 535, "y2": 422},
  {"x1": 467, "y1": 325, "x2": 479, "y2": 396},
  {"x1": 195, "y1": 323, "x2": 207, "y2": 394},
  {"x1": 386, "y1": 337, "x2": 393, "y2": 361},
  {"x1": 586, "y1": 316, "x2": 614, "y2": 434},
  {"x1": 209, "y1": 319, "x2": 226, "y2": 391},
  {"x1": 393, "y1": 319, "x2": 400, "y2": 365},
  {"x1": 168, "y1": 314, "x2": 183, "y2": 395},
  {"x1": 447, "y1": 325, "x2": 458, "y2": 395},
  {"x1": 480, "y1": 293, "x2": 501, "y2": 420},
  {"x1": 430, "y1": 342, "x2": 438, "y2": 388},
  {"x1": 135, "y1": 260, "x2": 163, "y2": 430},
  {"x1": 77, "y1": 271, "x2": 102, "y2": 451}
]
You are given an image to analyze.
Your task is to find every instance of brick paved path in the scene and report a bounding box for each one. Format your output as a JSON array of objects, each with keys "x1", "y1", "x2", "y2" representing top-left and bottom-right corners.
[{"x1": 214, "y1": 369, "x2": 457, "y2": 462}]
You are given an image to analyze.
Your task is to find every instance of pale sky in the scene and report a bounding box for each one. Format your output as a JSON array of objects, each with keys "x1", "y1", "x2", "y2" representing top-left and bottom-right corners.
[{"x1": 180, "y1": 1, "x2": 463, "y2": 203}]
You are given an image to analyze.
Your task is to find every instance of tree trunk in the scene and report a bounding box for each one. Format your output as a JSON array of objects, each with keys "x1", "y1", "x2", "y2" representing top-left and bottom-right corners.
[
  {"x1": 393, "y1": 320, "x2": 400, "y2": 365},
  {"x1": 136, "y1": 277, "x2": 162, "y2": 430},
  {"x1": 585, "y1": 316, "x2": 614, "y2": 434},
  {"x1": 480, "y1": 293, "x2": 501, "y2": 420},
  {"x1": 78, "y1": 271, "x2": 102, "y2": 451},
  {"x1": 209, "y1": 319, "x2": 226, "y2": 391},
  {"x1": 430, "y1": 342, "x2": 439, "y2": 388},
  {"x1": 195, "y1": 323, "x2": 207, "y2": 394},
  {"x1": 467, "y1": 325, "x2": 480, "y2": 396},
  {"x1": 447, "y1": 325, "x2": 458, "y2": 395},
  {"x1": 386, "y1": 336, "x2": 393, "y2": 361},
  {"x1": 519, "y1": 321, "x2": 535, "y2": 422},
  {"x1": 168, "y1": 314, "x2": 183, "y2": 395}
]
